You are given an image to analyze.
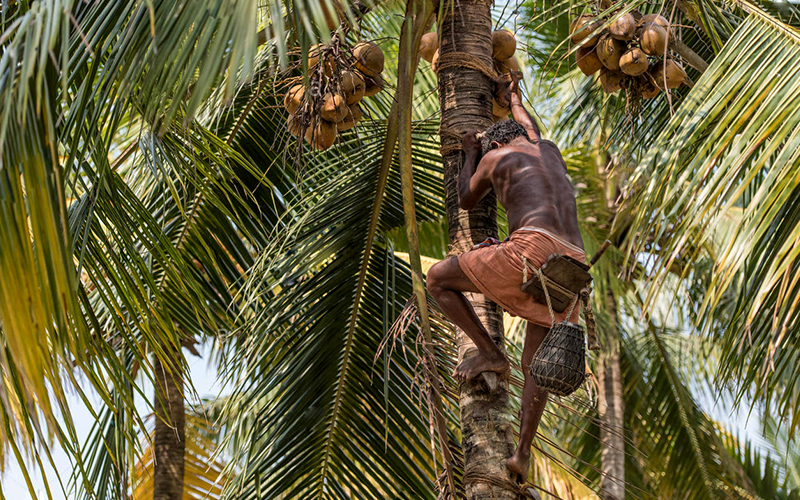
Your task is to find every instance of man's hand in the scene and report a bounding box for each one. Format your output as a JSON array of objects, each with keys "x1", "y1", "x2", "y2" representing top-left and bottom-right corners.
[
  {"x1": 494, "y1": 71, "x2": 523, "y2": 109},
  {"x1": 462, "y1": 130, "x2": 482, "y2": 155}
]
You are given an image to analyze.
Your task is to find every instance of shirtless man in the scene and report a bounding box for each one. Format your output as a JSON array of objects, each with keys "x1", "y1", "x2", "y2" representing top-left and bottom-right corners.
[{"x1": 426, "y1": 77, "x2": 585, "y2": 482}]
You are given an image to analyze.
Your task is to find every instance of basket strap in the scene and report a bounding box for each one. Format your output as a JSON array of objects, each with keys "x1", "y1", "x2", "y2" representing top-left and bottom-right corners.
[{"x1": 533, "y1": 266, "x2": 557, "y2": 327}]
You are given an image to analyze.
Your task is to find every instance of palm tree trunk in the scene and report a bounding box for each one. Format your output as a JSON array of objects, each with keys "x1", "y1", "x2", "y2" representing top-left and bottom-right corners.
[
  {"x1": 598, "y1": 309, "x2": 625, "y2": 500},
  {"x1": 437, "y1": 2, "x2": 516, "y2": 499},
  {"x1": 153, "y1": 347, "x2": 185, "y2": 500}
]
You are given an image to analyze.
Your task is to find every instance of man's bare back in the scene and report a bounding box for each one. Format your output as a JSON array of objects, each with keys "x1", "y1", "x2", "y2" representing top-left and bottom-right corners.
[{"x1": 471, "y1": 138, "x2": 582, "y2": 247}]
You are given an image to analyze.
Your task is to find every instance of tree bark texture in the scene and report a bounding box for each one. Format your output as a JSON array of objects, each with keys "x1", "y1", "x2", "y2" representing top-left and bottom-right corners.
[
  {"x1": 598, "y1": 292, "x2": 625, "y2": 500},
  {"x1": 153, "y1": 348, "x2": 185, "y2": 500},
  {"x1": 437, "y1": 2, "x2": 517, "y2": 499}
]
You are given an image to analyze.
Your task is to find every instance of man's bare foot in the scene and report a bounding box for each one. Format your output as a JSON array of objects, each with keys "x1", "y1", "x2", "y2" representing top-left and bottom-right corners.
[
  {"x1": 453, "y1": 351, "x2": 509, "y2": 383},
  {"x1": 506, "y1": 452, "x2": 530, "y2": 483}
]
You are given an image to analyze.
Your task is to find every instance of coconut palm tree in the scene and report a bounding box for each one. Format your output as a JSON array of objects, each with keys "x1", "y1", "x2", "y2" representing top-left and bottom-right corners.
[{"x1": 3, "y1": 1, "x2": 800, "y2": 500}]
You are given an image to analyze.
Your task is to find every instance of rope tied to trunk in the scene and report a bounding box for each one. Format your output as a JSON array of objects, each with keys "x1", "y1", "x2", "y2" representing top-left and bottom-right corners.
[{"x1": 462, "y1": 467, "x2": 543, "y2": 499}]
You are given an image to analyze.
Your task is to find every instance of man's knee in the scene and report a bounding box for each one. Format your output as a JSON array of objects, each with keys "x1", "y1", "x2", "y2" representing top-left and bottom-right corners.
[{"x1": 426, "y1": 261, "x2": 447, "y2": 296}]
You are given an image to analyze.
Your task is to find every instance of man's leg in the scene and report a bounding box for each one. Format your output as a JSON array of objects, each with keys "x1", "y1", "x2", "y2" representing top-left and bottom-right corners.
[
  {"x1": 427, "y1": 257, "x2": 509, "y2": 382},
  {"x1": 507, "y1": 322, "x2": 550, "y2": 482}
]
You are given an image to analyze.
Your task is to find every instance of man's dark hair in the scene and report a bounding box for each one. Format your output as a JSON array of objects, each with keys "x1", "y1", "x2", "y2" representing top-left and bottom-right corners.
[{"x1": 481, "y1": 120, "x2": 528, "y2": 155}]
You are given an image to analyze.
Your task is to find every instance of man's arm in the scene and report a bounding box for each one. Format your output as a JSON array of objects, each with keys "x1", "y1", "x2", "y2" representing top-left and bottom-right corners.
[
  {"x1": 507, "y1": 78, "x2": 541, "y2": 140},
  {"x1": 458, "y1": 132, "x2": 493, "y2": 211}
]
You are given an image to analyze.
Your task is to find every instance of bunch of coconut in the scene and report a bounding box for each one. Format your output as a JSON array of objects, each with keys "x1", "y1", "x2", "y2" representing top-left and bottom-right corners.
[
  {"x1": 571, "y1": 10, "x2": 687, "y2": 99},
  {"x1": 283, "y1": 41, "x2": 385, "y2": 151}
]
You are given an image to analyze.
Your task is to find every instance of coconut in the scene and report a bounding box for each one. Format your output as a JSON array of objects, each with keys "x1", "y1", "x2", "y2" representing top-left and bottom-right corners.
[
  {"x1": 419, "y1": 32, "x2": 438, "y2": 63},
  {"x1": 494, "y1": 55, "x2": 520, "y2": 75},
  {"x1": 308, "y1": 45, "x2": 335, "y2": 76},
  {"x1": 576, "y1": 46, "x2": 604, "y2": 75},
  {"x1": 431, "y1": 49, "x2": 440, "y2": 73},
  {"x1": 641, "y1": 13, "x2": 669, "y2": 30},
  {"x1": 630, "y1": 9, "x2": 644, "y2": 22},
  {"x1": 600, "y1": 68, "x2": 625, "y2": 93},
  {"x1": 641, "y1": 23, "x2": 668, "y2": 56},
  {"x1": 596, "y1": 34, "x2": 626, "y2": 71},
  {"x1": 337, "y1": 104, "x2": 364, "y2": 131},
  {"x1": 639, "y1": 78, "x2": 661, "y2": 98},
  {"x1": 305, "y1": 119, "x2": 338, "y2": 150},
  {"x1": 320, "y1": 0, "x2": 342, "y2": 31},
  {"x1": 287, "y1": 114, "x2": 304, "y2": 137},
  {"x1": 320, "y1": 93, "x2": 349, "y2": 122},
  {"x1": 619, "y1": 48, "x2": 649, "y2": 76},
  {"x1": 493, "y1": 97, "x2": 510, "y2": 117},
  {"x1": 363, "y1": 73, "x2": 385, "y2": 97},
  {"x1": 609, "y1": 13, "x2": 636, "y2": 41},
  {"x1": 339, "y1": 70, "x2": 366, "y2": 105},
  {"x1": 492, "y1": 30, "x2": 517, "y2": 60},
  {"x1": 353, "y1": 41, "x2": 384, "y2": 78},
  {"x1": 652, "y1": 59, "x2": 686, "y2": 89},
  {"x1": 570, "y1": 14, "x2": 602, "y2": 47},
  {"x1": 283, "y1": 84, "x2": 305, "y2": 114}
]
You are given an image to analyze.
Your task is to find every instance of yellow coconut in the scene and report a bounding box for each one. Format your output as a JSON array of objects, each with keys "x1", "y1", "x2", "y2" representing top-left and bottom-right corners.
[
  {"x1": 576, "y1": 46, "x2": 604, "y2": 75},
  {"x1": 652, "y1": 59, "x2": 686, "y2": 89},
  {"x1": 570, "y1": 14, "x2": 602, "y2": 47},
  {"x1": 431, "y1": 49, "x2": 440, "y2": 73},
  {"x1": 609, "y1": 13, "x2": 636, "y2": 41},
  {"x1": 596, "y1": 34, "x2": 626, "y2": 71},
  {"x1": 600, "y1": 68, "x2": 625, "y2": 93},
  {"x1": 337, "y1": 104, "x2": 364, "y2": 131},
  {"x1": 283, "y1": 84, "x2": 305, "y2": 114},
  {"x1": 305, "y1": 119, "x2": 338, "y2": 150},
  {"x1": 320, "y1": 93, "x2": 349, "y2": 122},
  {"x1": 363, "y1": 73, "x2": 385, "y2": 97},
  {"x1": 339, "y1": 70, "x2": 366, "y2": 105},
  {"x1": 641, "y1": 13, "x2": 669, "y2": 30},
  {"x1": 641, "y1": 23, "x2": 668, "y2": 56},
  {"x1": 287, "y1": 114, "x2": 304, "y2": 137},
  {"x1": 495, "y1": 56, "x2": 520, "y2": 74},
  {"x1": 353, "y1": 41, "x2": 385, "y2": 78},
  {"x1": 419, "y1": 32, "x2": 438, "y2": 63},
  {"x1": 492, "y1": 30, "x2": 517, "y2": 60},
  {"x1": 619, "y1": 48, "x2": 649, "y2": 76}
]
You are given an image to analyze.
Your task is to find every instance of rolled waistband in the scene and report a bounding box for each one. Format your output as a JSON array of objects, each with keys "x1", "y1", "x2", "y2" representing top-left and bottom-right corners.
[{"x1": 512, "y1": 226, "x2": 585, "y2": 255}]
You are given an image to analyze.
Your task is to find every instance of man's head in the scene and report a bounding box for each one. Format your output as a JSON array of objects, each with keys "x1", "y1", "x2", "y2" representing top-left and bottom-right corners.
[{"x1": 481, "y1": 120, "x2": 528, "y2": 155}]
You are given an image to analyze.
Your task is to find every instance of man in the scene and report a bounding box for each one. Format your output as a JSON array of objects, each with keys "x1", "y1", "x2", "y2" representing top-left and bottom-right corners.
[{"x1": 426, "y1": 77, "x2": 585, "y2": 482}]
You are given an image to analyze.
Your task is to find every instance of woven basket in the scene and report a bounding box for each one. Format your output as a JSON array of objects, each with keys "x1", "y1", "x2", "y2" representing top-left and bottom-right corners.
[{"x1": 529, "y1": 321, "x2": 586, "y2": 396}]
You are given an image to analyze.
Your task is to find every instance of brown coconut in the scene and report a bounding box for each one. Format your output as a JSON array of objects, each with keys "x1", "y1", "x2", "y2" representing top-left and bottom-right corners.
[
  {"x1": 495, "y1": 56, "x2": 520, "y2": 74},
  {"x1": 639, "y1": 79, "x2": 661, "y2": 98},
  {"x1": 308, "y1": 45, "x2": 335, "y2": 76},
  {"x1": 340, "y1": 70, "x2": 366, "y2": 105},
  {"x1": 619, "y1": 48, "x2": 649, "y2": 76},
  {"x1": 431, "y1": 49, "x2": 440, "y2": 73},
  {"x1": 570, "y1": 14, "x2": 602, "y2": 47},
  {"x1": 363, "y1": 73, "x2": 385, "y2": 97},
  {"x1": 600, "y1": 68, "x2": 625, "y2": 93},
  {"x1": 305, "y1": 119, "x2": 338, "y2": 150},
  {"x1": 354, "y1": 41, "x2": 385, "y2": 78},
  {"x1": 320, "y1": 93, "x2": 349, "y2": 122},
  {"x1": 641, "y1": 13, "x2": 670, "y2": 30},
  {"x1": 609, "y1": 13, "x2": 636, "y2": 41},
  {"x1": 287, "y1": 114, "x2": 304, "y2": 137},
  {"x1": 576, "y1": 46, "x2": 604, "y2": 75},
  {"x1": 641, "y1": 23, "x2": 668, "y2": 56},
  {"x1": 492, "y1": 30, "x2": 517, "y2": 60},
  {"x1": 652, "y1": 59, "x2": 686, "y2": 89},
  {"x1": 630, "y1": 9, "x2": 644, "y2": 22},
  {"x1": 337, "y1": 104, "x2": 364, "y2": 131},
  {"x1": 283, "y1": 85, "x2": 305, "y2": 114},
  {"x1": 320, "y1": 0, "x2": 342, "y2": 31},
  {"x1": 596, "y1": 34, "x2": 626, "y2": 71},
  {"x1": 419, "y1": 32, "x2": 438, "y2": 63}
]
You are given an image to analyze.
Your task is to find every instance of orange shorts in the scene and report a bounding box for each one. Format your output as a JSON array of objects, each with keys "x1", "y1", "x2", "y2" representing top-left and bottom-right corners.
[{"x1": 457, "y1": 227, "x2": 586, "y2": 327}]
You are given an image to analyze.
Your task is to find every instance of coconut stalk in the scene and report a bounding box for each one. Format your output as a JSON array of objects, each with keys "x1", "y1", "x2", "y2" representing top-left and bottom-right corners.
[
  {"x1": 395, "y1": 0, "x2": 456, "y2": 494},
  {"x1": 437, "y1": 0, "x2": 517, "y2": 499},
  {"x1": 670, "y1": 39, "x2": 709, "y2": 72}
]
